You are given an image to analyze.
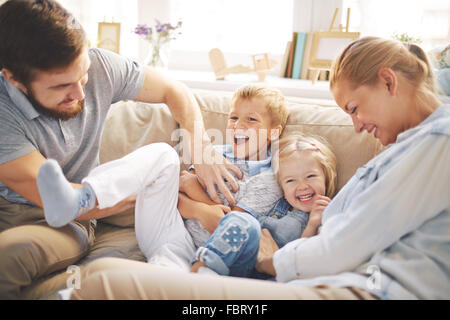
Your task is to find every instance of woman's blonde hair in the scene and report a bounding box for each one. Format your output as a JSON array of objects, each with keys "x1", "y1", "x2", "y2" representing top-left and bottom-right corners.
[
  {"x1": 231, "y1": 83, "x2": 290, "y2": 129},
  {"x1": 273, "y1": 133, "x2": 337, "y2": 198},
  {"x1": 330, "y1": 36, "x2": 437, "y2": 107}
]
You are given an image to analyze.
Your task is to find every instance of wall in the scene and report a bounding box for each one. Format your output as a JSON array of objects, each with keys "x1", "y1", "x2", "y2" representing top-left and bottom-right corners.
[{"x1": 293, "y1": 0, "x2": 344, "y2": 32}]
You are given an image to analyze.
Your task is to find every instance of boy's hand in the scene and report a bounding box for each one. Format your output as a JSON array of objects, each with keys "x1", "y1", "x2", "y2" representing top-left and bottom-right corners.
[
  {"x1": 179, "y1": 170, "x2": 198, "y2": 194},
  {"x1": 198, "y1": 203, "x2": 231, "y2": 234},
  {"x1": 309, "y1": 195, "x2": 331, "y2": 226}
]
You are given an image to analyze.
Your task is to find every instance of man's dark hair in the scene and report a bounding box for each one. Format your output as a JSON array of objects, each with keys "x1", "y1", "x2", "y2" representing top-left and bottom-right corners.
[{"x1": 0, "y1": 0, "x2": 87, "y2": 85}]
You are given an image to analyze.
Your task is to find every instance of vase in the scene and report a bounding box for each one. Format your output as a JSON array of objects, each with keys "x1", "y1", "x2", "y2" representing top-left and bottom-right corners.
[{"x1": 144, "y1": 43, "x2": 169, "y2": 69}]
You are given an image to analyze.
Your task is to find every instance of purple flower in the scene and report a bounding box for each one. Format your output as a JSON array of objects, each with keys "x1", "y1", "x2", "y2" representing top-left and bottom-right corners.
[
  {"x1": 156, "y1": 24, "x2": 167, "y2": 33},
  {"x1": 134, "y1": 19, "x2": 182, "y2": 42},
  {"x1": 134, "y1": 24, "x2": 151, "y2": 36}
]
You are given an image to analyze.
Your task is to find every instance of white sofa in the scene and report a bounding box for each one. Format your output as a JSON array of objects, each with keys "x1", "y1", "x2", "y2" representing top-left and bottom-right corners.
[{"x1": 21, "y1": 88, "x2": 384, "y2": 299}]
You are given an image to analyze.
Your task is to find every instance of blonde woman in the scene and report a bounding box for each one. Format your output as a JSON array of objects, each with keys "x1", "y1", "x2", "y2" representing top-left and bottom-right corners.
[
  {"x1": 70, "y1": 37, "x2": 449, "y2": 300},
  {"x1": 256, "y1": 36, "x2": 449, "y2": 299}
]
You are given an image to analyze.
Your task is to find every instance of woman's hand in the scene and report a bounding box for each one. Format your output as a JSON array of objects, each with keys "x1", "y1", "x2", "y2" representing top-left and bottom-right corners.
[{"x1": 255, "y1": 228, "x2": 279, "y2": 276}]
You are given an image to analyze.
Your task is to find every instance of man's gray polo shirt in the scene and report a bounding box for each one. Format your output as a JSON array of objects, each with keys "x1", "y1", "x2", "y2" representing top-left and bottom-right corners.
[{"x1": 0, "y1": 48, "x2": 146, "y2": 205}]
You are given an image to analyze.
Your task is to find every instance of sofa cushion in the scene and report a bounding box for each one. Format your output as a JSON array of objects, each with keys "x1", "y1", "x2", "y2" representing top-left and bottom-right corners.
[
  {"x1": 192, "y1": 89, "x2": 384, "y2": 191},
  {"x1": 100, "y1": 100, "x2": 179, "y2": 164}
]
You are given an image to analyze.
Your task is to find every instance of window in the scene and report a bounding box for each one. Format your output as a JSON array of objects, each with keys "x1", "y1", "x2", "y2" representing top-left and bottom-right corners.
[
  {"x1": 58, "y1": 0, "x2": 139, "y2": 60},
  {"x1": 169, "y1": 0, "x2": 294, "y2": 71},
  {"x1": 342, "y1": 0, "x2": 450, "y2": 50},
  {"x1": 50, "y1": 0, "x2": 450, "y2": 72},
  {"x1": 170, "y1": 0, "x2": 293, "y2": 54}
]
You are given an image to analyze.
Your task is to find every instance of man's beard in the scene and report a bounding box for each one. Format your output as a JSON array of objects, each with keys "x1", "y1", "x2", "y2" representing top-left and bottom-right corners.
[{"x1": 25, "y1": 86, "x2": 84, "y2": 121}]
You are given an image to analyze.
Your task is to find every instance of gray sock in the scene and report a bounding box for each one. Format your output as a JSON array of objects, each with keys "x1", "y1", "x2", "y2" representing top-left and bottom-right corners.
[{"x1": 37, "y1": 159, "x2": 97, "y2": 228}]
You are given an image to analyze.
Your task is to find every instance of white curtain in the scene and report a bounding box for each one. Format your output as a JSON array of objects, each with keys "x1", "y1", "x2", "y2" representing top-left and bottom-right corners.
[
  {"x1": 59, "y1": 0, "x2": 140, "y2": 60},
  {"x1": 346, "y1": 0, "x2": 450, "y2": 50}
]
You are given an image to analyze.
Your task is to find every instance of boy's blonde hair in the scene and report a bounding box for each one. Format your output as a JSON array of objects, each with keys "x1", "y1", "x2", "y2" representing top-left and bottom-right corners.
[
  {"x1": 231, "y1": 83, "x2": 290, "y2": 129},
  {"x1": 273, "y1": 133, "x2": 337, "y2": 198},
  {"x1": 330, "y1": 36, "x2": 437, "y2": 109}
]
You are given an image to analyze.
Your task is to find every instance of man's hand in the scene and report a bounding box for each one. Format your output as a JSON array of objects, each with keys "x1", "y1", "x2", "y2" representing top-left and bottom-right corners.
[
  {"x1": 76, "y1": 195, "x2": 137, "y2": 221},
  {"x1": 194, "y1": 144, "x2": 243, "y2": 207},
  {"x1": 135, "y1": 68, "x2": 243, "y2": 206},
  {"x1": 255, "y1": 228, "x2": 279, "y2": 276}
]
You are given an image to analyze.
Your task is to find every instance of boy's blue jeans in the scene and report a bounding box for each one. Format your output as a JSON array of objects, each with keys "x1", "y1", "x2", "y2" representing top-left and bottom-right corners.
[
  {"x1": 192, "y1": 207, "x2": 309, "y2": 278},
  {"x1": 193, "y1": 211, "x2": 261, "y2": 277}
]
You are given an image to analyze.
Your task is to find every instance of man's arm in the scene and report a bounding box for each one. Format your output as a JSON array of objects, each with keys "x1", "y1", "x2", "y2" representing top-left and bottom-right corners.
[
  {"x1": 0, "y1": 151, "x2": 45, "y2": 207},
  {"x1": 0, "y1": 151, "x2": 135, "y2": 220},
  {"x1": 134, "y1": 67, "x2": 242, "y2": 206}
]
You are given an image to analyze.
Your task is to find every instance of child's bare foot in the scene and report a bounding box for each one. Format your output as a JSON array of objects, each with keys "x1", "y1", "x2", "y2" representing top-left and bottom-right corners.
[{"x1": 191, "y1": 261, "x2": 206, "y2": 273}]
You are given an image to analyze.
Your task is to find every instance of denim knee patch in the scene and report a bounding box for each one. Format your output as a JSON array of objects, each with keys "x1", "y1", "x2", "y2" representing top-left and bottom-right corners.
[
  {"x1": 209, "y1": 212, "x2": 258, "y2": 255},
  {"x1": 193, "y1": 212, "x2": 261, "y2": 276},
  {"x1": 211, "y1": 222, "x2": 248, "y2": 254},
  {"x1": 222, "y1": 224, "x2": 249, "y2": 251}
]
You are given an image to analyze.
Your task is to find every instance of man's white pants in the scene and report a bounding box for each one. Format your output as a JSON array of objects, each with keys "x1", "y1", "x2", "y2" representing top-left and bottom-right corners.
[{"x1": 82, "y1": 143, "x2": 195, "y2": 271}]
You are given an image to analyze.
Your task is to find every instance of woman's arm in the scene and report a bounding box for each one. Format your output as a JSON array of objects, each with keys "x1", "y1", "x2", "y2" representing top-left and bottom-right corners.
[{"x1": 255, "y1": 229, "x2": 279, "y2": 276}]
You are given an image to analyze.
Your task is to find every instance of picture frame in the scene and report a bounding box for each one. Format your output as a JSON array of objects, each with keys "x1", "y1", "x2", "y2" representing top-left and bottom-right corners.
[
  {"x1": 251, "y1": 53, "x2": 270, "y2": 71},
  {"x1": 97, "y1": 22, "x2": 121, "y2": 54},
  {"x1": 309, "y1": 31, "x2": 360, "y2": 69}
]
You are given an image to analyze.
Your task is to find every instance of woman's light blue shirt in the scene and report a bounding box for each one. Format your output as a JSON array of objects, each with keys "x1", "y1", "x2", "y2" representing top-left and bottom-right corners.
[{"x1": 274, "y1": 104, "x2": 450, "y2": 299}]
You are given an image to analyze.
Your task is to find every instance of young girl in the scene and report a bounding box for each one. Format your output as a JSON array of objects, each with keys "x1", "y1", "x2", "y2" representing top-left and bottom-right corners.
[{"x1": 190, "y1": 133, "x2": 337, "y2": 277}]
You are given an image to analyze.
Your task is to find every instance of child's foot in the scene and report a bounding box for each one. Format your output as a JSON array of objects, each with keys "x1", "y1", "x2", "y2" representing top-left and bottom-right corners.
[
  {"x1": 37, "y1": 159, "x2": 97, "y2": 228},
  {"x1": 190, "y1": 261, "x2": 206, "y2": 273},
  {"x1": 191, "y1": 261, "x2": 217, "y2": 275}
]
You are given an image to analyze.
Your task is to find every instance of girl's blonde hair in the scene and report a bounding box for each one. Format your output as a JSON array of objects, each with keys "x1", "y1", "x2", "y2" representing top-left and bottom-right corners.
[
  {"x1": 231, "y1": 83, "x2": 290, "y2": 129},
  {"x1": 330, "y1": 36, "x2": 437, "y2": 108},
  {"x1": 273, "y1": 133, "x2": 337, "y2": 198}
]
